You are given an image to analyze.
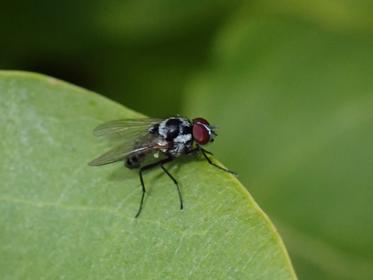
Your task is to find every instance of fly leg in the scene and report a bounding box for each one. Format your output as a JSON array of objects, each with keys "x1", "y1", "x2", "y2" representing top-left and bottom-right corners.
[
  {"x1": 186, "y1": 147, "x2": 236, "y2": 175},
  {"x1": 136, "y1": 168, "x2": 147, "y2": 218},
  {"x1": 200, "y1": 148, "x2": 237, "y2": 175},
  {"x1": 185, "y1": 147, "x2": 213, "y2": 156},
  {"x1": 135, "y1": 157, "x2": 175, "y2": 218},
  {"x1": 160, "y1": 165, "x2": 183, "y2": 210}
]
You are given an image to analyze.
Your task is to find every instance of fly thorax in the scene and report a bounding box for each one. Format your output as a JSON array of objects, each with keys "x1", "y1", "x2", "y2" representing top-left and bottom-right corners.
[{"x1": 158, "y1": 117, "x2": 193, "y2": 156}]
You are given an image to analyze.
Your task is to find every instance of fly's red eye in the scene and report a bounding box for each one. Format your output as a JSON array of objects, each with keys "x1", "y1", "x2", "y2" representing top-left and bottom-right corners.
[
  {"x1": 192, "y1": 123, "x2": 210, "y2": 145},
  {"x1": 192, "y1": 117, "x2": 209, "y2": 126}
]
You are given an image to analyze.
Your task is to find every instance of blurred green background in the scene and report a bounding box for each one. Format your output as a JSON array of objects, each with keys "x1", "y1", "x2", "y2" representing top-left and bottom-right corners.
[{"x1": 2, "y1": 1, "x2": 373, "y2": 279}]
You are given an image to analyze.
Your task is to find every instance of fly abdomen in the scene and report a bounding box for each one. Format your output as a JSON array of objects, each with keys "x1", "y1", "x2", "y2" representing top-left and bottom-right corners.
[{"x1": 125, "y1": 153, "x2": 146, "y2": 169}]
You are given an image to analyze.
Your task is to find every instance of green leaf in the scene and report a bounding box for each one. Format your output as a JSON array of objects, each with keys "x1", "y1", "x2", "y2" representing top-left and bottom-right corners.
[
  {"x1": 184, "y1": 16, "x2": 373, "y2": 279},
  {"x1": 0, "y1": 71, "x2": 296, "y2": 279}
]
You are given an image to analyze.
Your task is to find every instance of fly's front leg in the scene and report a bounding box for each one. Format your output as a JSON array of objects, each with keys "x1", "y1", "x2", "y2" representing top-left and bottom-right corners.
[
  {"x1": 186, "y1": 146, "x2": 213, "y2": 156},
  {"x1": 200, "y1": 148, "x2": 237, "y2": 175}
]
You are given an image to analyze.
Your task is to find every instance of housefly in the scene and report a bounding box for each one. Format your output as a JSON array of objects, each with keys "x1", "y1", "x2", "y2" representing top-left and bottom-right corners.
[{"x1": 89, "y1": 116, "x2": 235, "y2": 217}]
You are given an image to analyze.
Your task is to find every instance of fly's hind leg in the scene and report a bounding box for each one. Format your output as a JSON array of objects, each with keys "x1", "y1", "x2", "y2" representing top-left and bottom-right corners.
[{"x1": 135, "y1": 167, "x2": 147, "y2": 218}]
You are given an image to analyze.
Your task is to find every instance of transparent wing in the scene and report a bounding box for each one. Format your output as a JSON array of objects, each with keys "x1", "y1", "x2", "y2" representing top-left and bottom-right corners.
[
  {"x1": 93, "y1": 118, "x2": 162, "y2": 138},
  {"x1": 88, "y1": 142, "x2": 152, "y2": 166},
  {"x1": 89, "y1": 118, "x2": 165, "y2": 166},
  {"x1": 89, "y1": 132, "x2": 169, "y2": 166}
]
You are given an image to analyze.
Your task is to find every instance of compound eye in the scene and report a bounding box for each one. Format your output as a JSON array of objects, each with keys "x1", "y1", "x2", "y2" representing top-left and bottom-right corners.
[
  {"x1": 192, "y1": 123, "x2": 210, "y2": 145},
  {"x1": 192, "y1": 117, "x2": 209, "y2": 126}
]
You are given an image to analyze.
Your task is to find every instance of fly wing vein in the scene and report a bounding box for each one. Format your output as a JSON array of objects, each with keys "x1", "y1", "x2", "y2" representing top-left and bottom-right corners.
[
  {"x1": 89, "y1": 118, "x2": 164, "y2": 166},
  {"x1": 93, "y1": 119, "x2": 161, "y2": 138},
  {"x1": 88, "y1": 145, "x2": 151, "y2": 166}
]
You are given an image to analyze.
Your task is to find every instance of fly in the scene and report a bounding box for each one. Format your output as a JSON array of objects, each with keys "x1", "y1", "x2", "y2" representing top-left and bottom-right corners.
[{"x1": 89, "y1": 116, "x2": 235, "y2": 217}]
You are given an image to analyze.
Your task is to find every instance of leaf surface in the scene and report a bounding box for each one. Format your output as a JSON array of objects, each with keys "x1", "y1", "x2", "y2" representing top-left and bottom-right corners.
[{"x1": 0, "y1": 71, "x2": 296, "y2": 279}]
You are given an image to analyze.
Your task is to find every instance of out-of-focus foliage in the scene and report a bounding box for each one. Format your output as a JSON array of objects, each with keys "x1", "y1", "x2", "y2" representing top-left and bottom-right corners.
[
  {"x1": 0, "y1": 0, "x2": 241, "y2": 116},
  {"x1": 1, "y1": 1, "x2": 373, "y2": 279}
]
